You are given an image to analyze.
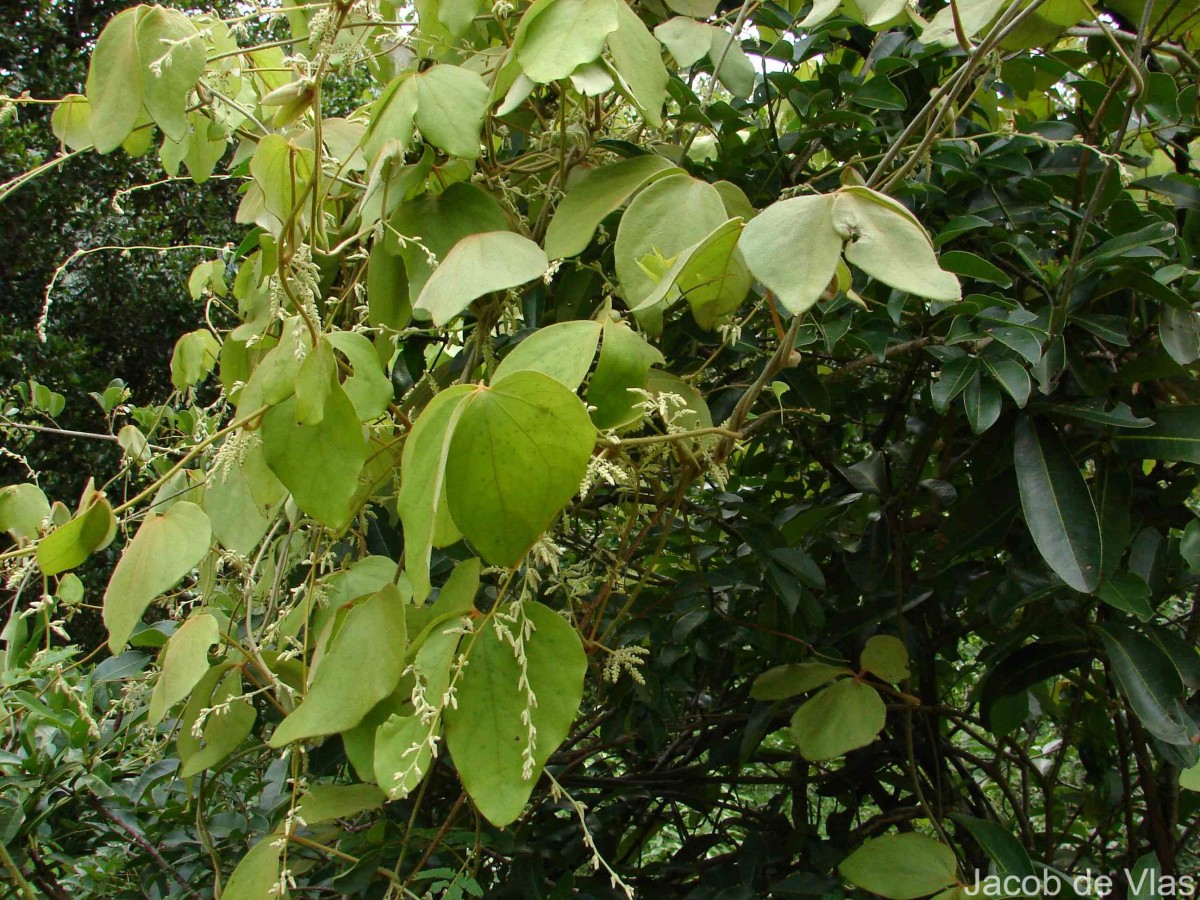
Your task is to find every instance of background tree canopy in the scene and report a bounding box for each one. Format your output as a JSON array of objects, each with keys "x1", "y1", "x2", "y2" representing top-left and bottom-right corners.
[{"x1": 1, "y1": 0, "x2": 1198, "y2": 897}]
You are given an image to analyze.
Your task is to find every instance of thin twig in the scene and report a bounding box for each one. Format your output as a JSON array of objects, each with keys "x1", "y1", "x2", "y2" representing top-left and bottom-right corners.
[
  {"x1": 88, "y1": 797, "x2": 201, "y2": 899},
  {"x1": 1, "y1": 420, "x2": 185, "y2": 455}
]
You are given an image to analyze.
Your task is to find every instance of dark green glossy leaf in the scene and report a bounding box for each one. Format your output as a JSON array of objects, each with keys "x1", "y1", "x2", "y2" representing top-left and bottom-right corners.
[
  {"x1": 1014, "y1": 417, "x2": 1102, "y2": 592},
  {"x1": 1114, "y1": 405, "x2": 1200, "y2": 463},
  {"x1": 1097, "y1": 621, "x2": 1195, "y2": 746}
]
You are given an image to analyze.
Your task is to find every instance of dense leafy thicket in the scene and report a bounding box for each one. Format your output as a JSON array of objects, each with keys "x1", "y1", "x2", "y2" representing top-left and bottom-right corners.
[{"x1": 2, "y1": 0, "x2": 1199, "y2": 897}]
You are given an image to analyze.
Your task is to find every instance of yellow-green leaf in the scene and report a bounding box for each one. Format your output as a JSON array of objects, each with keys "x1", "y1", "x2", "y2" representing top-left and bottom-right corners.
[
  {"x1": 51, "y1": 94, "x2": 93, "y2": 151},
  {"x1": 37, "y1": 496, "x2": 116, "y2": 577},
  {"x1": 414, "y1": 232, "x2": 549, "y2": 327},
  {"x1": 397, "y1": 384, "x2": 475, "y2": 602},
  {"x1": 838, "y1": 833, "x2": 959, "y2": 900},
  {"x1": 0, "y1": 483, "x2": 50, "y2": 544},
  {"x1": 444, "y1": 601, "x2": 586, "y2": 826},
  {"x1": 148, "y1": 612, "x2": 220, "y2": 724},
  {"x1": 269, "y1": 584, "x2": 408, "y2": 747},
  {"x1": 446, "y1": 372, "x2": 594, "y2": 567},
  {"x1": 137, "y1": 6, "x2": 205, "y2": 142},
  {"x1": 790, "y1": 678, "x2": 885, "y2": 761},
  {"x1": 103, "y1": 501, "x2": 211, "y2": 652},
  {"x1": 260, "y1": 381, "x2": 367, "y2": 529},
  {"x1": 85, "y1": 7, "x2": 144, "y2": 154}
]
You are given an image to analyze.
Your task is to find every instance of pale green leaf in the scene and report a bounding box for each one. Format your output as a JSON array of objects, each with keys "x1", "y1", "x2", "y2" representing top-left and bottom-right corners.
[
  {"x1": 366, "y1": 239, "x2": 411, "y2": 332},
  {"x1": 861, "y1": 635, "x2": 910, "y2": 684},
  {"x1": 103, "y1": 501, "x2": 211, "y2": 652},
  {"x1": 709, "y1": 27, "x2": 755, "y2": 98},
  {"x1": 545, "y1": 155, "x2": 678, "y2": 259},
  {"x1": 606, "y1": 0, "x2": 669, "y2": 127},
  {"x1": 921, "y1": 0, "x2": 1006, "y2": 47},
  {"x1": 739, "y1": 194, "x2": 841, "y2": 316},
  {"x1": 342, "y1": 688, "x2": 411, "y2": 783},
  {"x1": 398, "y1": 385, "x2": 475, "y2": 602},
  {"x1": 249, "y1": 134, "x2": 315, "y2": 232},
  {"x1": 633, "y1": 217, "x2": 750, "y2": 330},
  {"x1": 362, "y1": 75, "x2": 418, "y2": 163},
  {"x1": 446, "y1": 371, "x2": 594, "y2": 567},
  {"x1": 320, "y1": 117, "x2": 367, "y2": 171},
  {"x1": 664, "y1": 0, "x2": 718, "y2": 14},
  {"x1": 587, "y1": 318, "x2": 664, "y2": 430},
  {"x1": 838, "y1": 833, "x2": 959, "y2": 900},
  {"x1": 714, "y1": 181, "x2": 756, "y2": 221},
  {"x1": 851, "y1": 0, "x2": 909, "y2": 27},
  {"x1": 498, "y1": 71, "x2": 537, "y2": 116},
  {"x1": 148, "y1": 612, "x2": 220, "y2": 724},
  {"x1": 414, "y1": 232, "x2": 549, "y2": 327},
  {"x1": 85, "y1": 8, "x2": 144, "y2": 154},
  {"x1": 444, "y1": 601, "x2": 586, "y2": 826},
  {"x1": 375, "y1": 714, "x2": 436, "y2": 800},
  {"x1": 236, "y1": 317, "x2": 309, "y2": 415},
  {"x1": 492, "y1": 319, "x2": 603, "y2": 391},
  {"x1": 326, "y1": 331, "x2": 394, "y2": 421},
  {"x1": 750, "y1": 662, "x2": 851, "y2": 700},
  {"x1": 187, "y1": 260, "x2": 227, "y2": 300},
  {"x1": 57, "y1": 573, "x2": 84, "y2": 606},
  {"x1": 137, "y1": 6, "x2": 205, "y2": 142},
  {"x1": 293, "y1": 339, "x2": 336, "y2": 426},
  {"x1": 269, "y1": 584, "x2": 408, "y2": 746},
  {"x1": 180, "y1": 113, "x2": 228, "y2": 184},
  {"x1": 223, "y1": 836, "x2": 282, "y2": 900},
  {"x1": 51, "y1": 94, "x2": 93, "y2": 151},
  {"x1": 645, "y1": 370, "x2": 711, "y2": 435},
  {"x1": 799, "y1": 0, "x2": 841, "y2": 27},
  {"x1": 439, "y1": 0, "x2": 486, "y2": 34},
  {"x1": 203, "y1": 433, "x2": 284, "y2": 556},
  {"x1": 654, "y1": 18, "x2": 711, "y2": 66},
  {"x1": 790, "y1": 678, "x2": 885, "y2": 761},
  {"x1": 1183, "y1": 764, "x2": 1200, "y2": 792},
  {"x1": 413, "y1": 65, "x2": 489, "y2": 160},
  {"x1": 37, "y1": 496, "x2": 115, "y2": 577},
  {"x1": 170, "y1": 330, "x2": 221, "y2": 392},
  {"x1": 614, "y1": 173, "x2": 727, "y2": 307},
  {"x1": 0, "y1": 484, "x2": 50, "y2": 544},
  {"x1": 569, "y1": 62, "x2": 615, "y2": 95},
  {"x1": 375, "y1": 610, "x2": 464, "y2": 798},
  {"x1": 832, "y1": 187, "x2": 962, "y2": 302},
  {"x1": 388, "y1": 181, "x2": 511, "y2": 299},
  {"x1": 294, "y1": 784, "x2": 385, "y2": 825},
  {"x1": 406, "y1": 557, "x2": 481, "y2": 652},
  {"x1": 178, "y1": 665, "x2": 255, "y2": 777},
  {"x1": 518, "y1": 0, "x2": 619, "y2": 83},
  {"x1": 260, "y1": 382, "x2": 367, "y2": 529}
]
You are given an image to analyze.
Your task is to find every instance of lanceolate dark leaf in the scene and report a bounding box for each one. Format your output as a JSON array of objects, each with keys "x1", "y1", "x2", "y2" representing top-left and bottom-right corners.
[
  {"x1": 1098, "y1": 464, "x2": 1132, "y2": 577},
  {"x1": 1097, "y1": 622, "x2": 1196, "y2": 746},
  {"x1": 950, "y1": 814, "x2": 1034, "y2": 878},
  {"x1": 1114, "y1": 405, "x2": 1200, "y2": 463},
  {"x1": 1014, "y1": 417, "x2": 1103, "y2": 592}
]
